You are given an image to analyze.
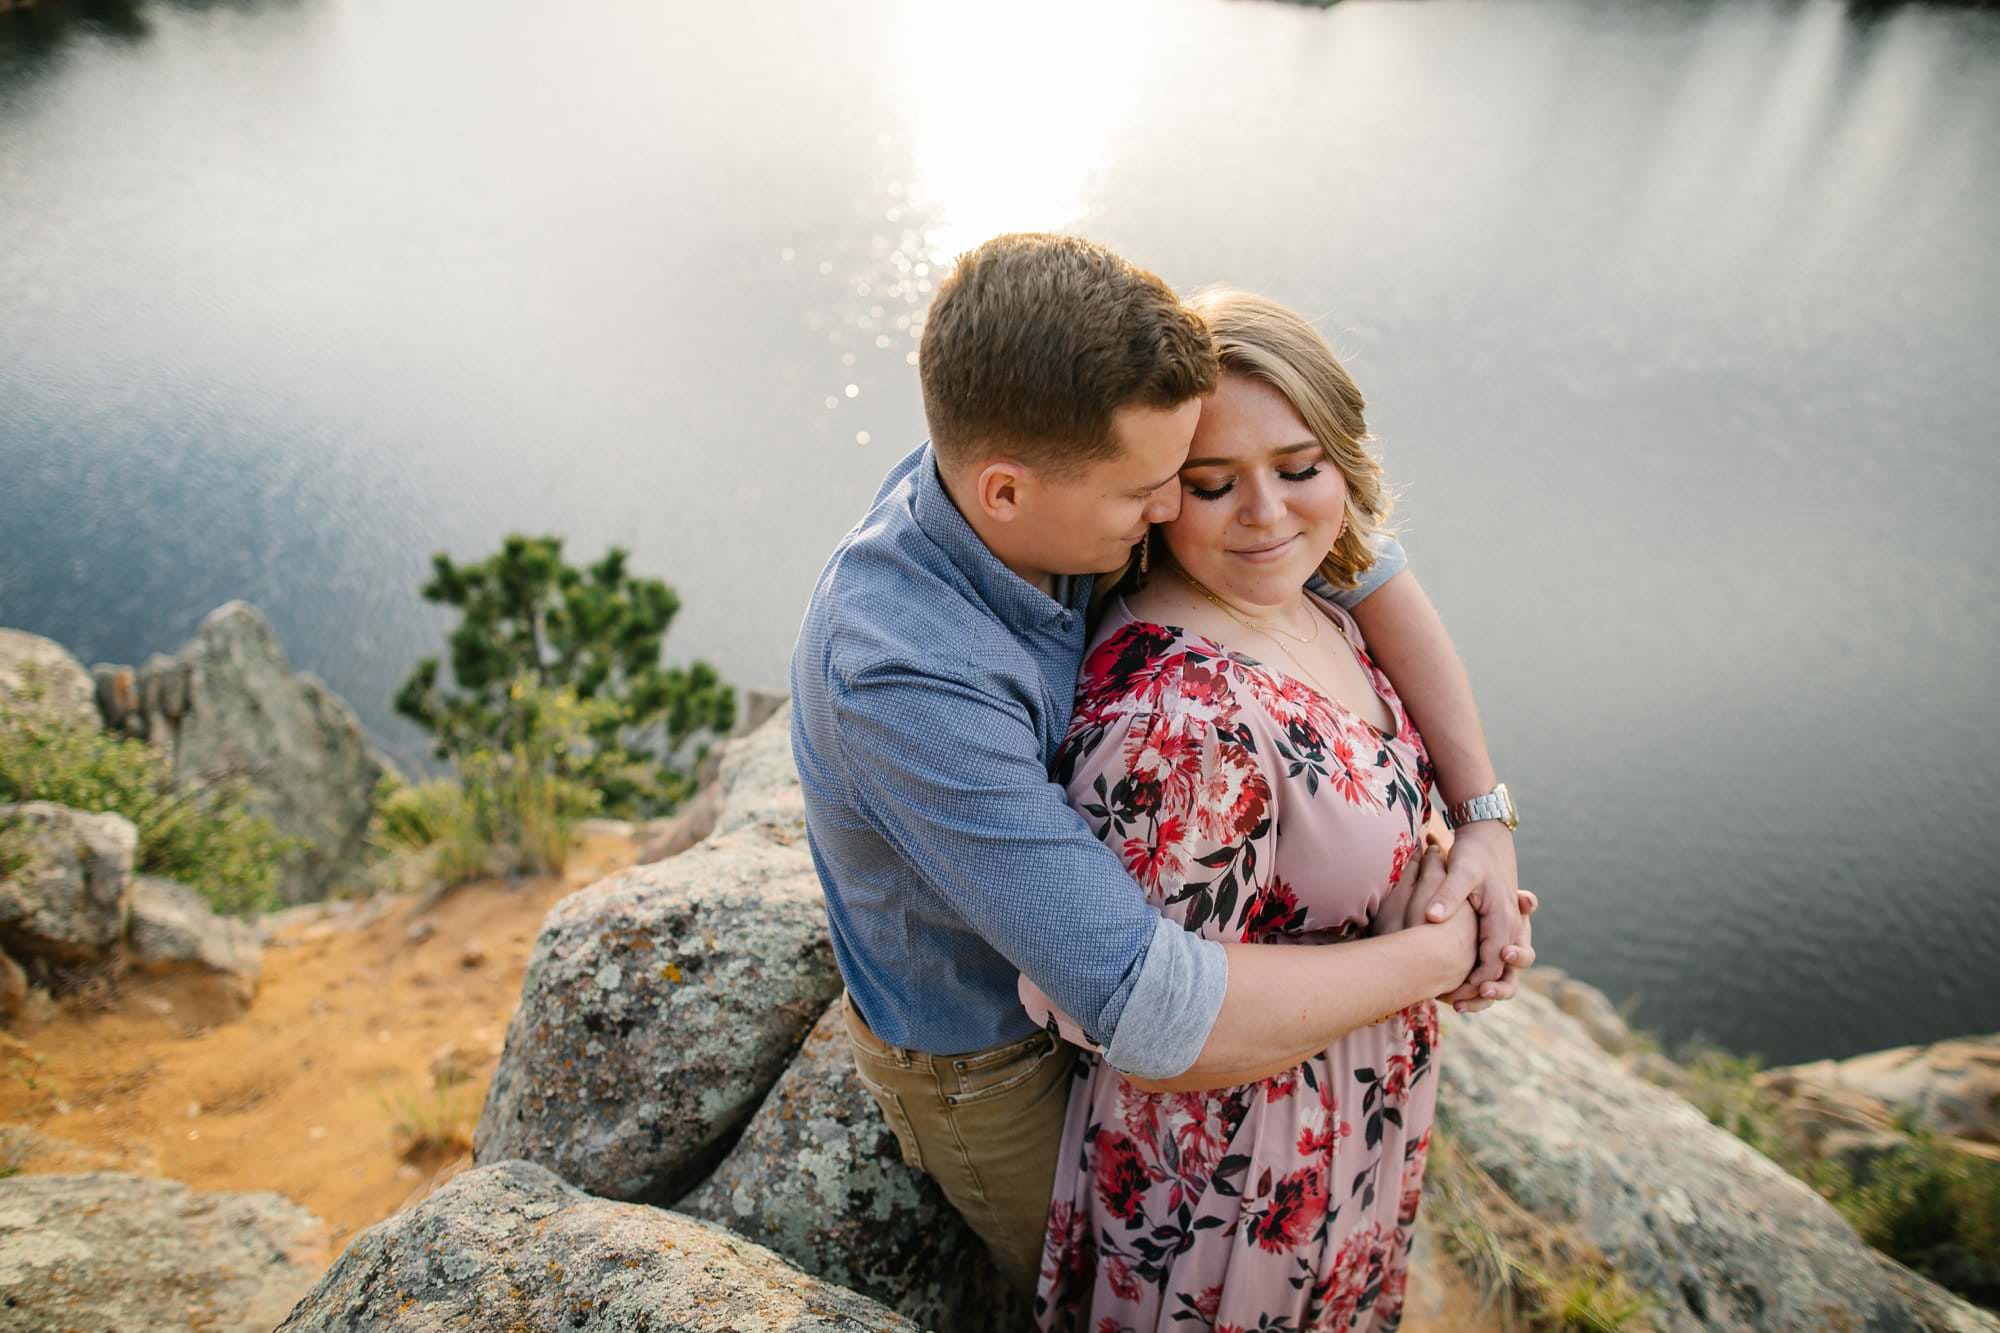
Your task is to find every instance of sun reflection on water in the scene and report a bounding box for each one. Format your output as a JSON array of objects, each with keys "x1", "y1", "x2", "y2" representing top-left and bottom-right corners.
[{"x1": 894, "y1": 2, "x2": 1158, "y2": 266}]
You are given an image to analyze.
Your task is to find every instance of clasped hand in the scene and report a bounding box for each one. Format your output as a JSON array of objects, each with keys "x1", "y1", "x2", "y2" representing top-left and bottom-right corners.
[{"x1": 1371, "y1": 823, "x2": 1536, "y2": 1014}]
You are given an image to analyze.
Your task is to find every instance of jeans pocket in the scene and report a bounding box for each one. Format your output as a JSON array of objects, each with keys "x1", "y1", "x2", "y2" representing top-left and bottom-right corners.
[
  {"x1": 851, "y1": 1065, "x2": 925, "y2": 1172},
  {"x1": 950, "y1": 1032, "x2": 1060, "y2": 1106}
]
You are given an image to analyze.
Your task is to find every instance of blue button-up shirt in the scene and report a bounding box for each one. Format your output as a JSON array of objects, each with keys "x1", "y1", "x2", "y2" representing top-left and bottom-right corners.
[{"x1": 790, "y1": 443, "x2": 1406, "y2": 1079}]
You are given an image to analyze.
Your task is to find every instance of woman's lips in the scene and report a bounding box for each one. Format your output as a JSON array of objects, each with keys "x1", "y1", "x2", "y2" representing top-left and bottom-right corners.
[{"x1": 1228, "y1": 535, "x2": 1297, "y2": 563}]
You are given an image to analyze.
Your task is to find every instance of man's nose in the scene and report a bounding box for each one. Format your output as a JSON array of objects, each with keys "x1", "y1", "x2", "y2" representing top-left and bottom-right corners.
[{"x1": 1144, "y1": 485, "x2": 1182, "y2": 524}]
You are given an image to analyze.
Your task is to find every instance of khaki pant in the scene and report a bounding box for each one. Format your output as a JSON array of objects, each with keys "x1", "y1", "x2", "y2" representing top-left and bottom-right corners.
[{"x1": 840, "y1": 990, "x2": 1079, "y2": 1299}]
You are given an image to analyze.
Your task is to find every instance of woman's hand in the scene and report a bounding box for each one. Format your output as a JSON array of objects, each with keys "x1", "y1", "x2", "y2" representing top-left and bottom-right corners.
[
  {"x1": 1370, "y1": 835, "x2": 1431, "y2": 937},
  {"x1": 1444, "y1": 888, "x2": 1539, "y2": 1014},
  {"x1": 1421, "y1": 820, "x2": 1520, "y2": 996}
]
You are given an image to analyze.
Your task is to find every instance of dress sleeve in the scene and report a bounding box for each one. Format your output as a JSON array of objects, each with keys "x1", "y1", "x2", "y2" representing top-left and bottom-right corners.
[
  {"x1": 831, "y1": 653, "x2": 1225, "y2": 1076},
  {"x1": 1018, "y1": 660, "x2": 1294, "y2": 1050}
]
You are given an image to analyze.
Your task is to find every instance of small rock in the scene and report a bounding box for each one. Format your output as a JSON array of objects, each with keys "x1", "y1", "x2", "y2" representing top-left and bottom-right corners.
[
  {"x1": 405, "y1": 920, "x2": 436, "y2": 945},
  {"x1": 459, "y1": 940, "x2": 485, "y2": 969}
]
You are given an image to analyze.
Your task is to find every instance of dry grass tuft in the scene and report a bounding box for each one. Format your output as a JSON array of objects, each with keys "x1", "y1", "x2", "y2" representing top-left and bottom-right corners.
[{"x1": 1424, "y1": 1129, "x2": 1655, "y2": 1331}]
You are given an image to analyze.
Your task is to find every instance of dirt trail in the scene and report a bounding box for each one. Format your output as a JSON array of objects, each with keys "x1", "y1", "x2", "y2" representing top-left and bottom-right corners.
[{"x1": 0, "y1": 833, "x2": 636, "y2": 1250}]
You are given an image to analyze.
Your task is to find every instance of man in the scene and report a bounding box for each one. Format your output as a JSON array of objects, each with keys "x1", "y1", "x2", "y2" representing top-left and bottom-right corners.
[{"x1": 790, "y1": 233, "x2": 1529, "y2": 1297}]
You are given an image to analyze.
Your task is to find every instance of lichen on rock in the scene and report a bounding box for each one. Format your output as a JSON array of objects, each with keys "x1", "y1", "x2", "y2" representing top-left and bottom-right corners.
[
  {"x1": 276, "y1": 1158, "x2": 918, "y2": 1331},
  {"x1": 679, "y1": 999, "x2": 1028, "y2": 1331}
]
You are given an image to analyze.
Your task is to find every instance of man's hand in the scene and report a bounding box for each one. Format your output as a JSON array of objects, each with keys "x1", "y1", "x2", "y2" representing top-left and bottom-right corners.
[{"x1": 1421, "y1": 822, "x2": 1530, "y2": 1012}]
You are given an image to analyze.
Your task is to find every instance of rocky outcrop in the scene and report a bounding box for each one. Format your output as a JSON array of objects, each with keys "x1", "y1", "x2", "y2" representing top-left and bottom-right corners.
[
  {"x1": 710, "y1": 698, "x2": 805, "y2": 843},
  {"x1": 1762, "y1": 1034, "x2": 2000, "y2": 1155},
  {"x1": 0, "y1": 802, "x2": 135, "y2": 967},
  {"x1": 0, "y1": 628, "x2": 98, "y2": 730},
  {"x1": 0, "y1": 1171, "x2": 329, "y2": 1333},
  {"x1": 1519, "y1": 964, "x2": 1635, "y2": 1056},
  {"x1": 472, "y1": 832, "x2": 840, "y2": 1202},
  {"x1": 125, "y1": 873, "x2": 263, "y2": 1012},
  {"x1": 92, "y1": 602, "x2": 388, "y2": 904},
  {"x1": 276, "y1": 1158, "x2": 917, "y2": 1331},
  {"x1": 680, "y1": 999, "x2": 1026, "y2": 1332},
  {"x1": 1438, "y1": 988, "x2": 1998, "y2": 1331},
  {"x1": 634, "y1": 780, "x2": 724, "y2": 863},
  {"x1": 475, "y1": 704, "x2": 838, "y2": 1204}
]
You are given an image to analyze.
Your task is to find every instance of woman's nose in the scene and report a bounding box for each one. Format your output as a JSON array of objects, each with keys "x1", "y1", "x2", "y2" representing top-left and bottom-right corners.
[{"x1": 1239, "y1": 477, "x2": 1287, "y2": 528}]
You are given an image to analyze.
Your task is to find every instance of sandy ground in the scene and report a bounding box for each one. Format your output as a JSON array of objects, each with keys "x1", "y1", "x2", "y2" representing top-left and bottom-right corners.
[
  {"x1": 0, "y1": 832, "x2": 637, "y2": 1250},
  {"x1": 0, "y1": 829, "x2": 1501, "y2": 1330}
]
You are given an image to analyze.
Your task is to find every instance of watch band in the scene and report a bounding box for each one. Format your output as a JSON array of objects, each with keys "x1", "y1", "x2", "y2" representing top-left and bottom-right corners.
[{"x1": 1443, "y1": 782, "x2": 1517, "y2": 831}]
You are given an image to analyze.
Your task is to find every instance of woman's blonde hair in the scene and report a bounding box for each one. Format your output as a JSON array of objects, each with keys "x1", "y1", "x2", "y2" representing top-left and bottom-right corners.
[
  {"x1": 1189, "y1": 286, "x2": 1392, "y2": 591},
  {"x1": 1093, "y1": 287, "x2": 1393, "y2": 616}
]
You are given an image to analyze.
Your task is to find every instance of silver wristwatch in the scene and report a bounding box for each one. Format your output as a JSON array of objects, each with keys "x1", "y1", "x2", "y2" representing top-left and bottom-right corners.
[{"x1": 1443, "y1": 782, "x2": 1518, "y2": 832}]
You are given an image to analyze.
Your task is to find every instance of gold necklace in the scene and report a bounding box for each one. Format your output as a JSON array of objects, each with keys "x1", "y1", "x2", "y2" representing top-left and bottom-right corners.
[
  {"x1": 1177, "y1": 566, "x2": 1343, "y2": 706},
  {"x1": 1177, "y1": 568, "x2": 1321, "y2": 645}
]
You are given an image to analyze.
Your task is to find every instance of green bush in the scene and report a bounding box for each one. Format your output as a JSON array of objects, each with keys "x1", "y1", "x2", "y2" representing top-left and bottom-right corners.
[
  {"x1": 369, "y1": 675, "x2": 602, "y2": 887},
  {"x1": 1831, "y1": 1132, "x2": 2000, "y2": 1308},
  {"x1": 0, "y1": 672, "x2": 295, "y2": 915},
  {"x1": 394, "y1": 535, "x2": 735, "y2": 819},
  {"x1": 1670, "y1": 1038, "x2": 2000, "y2": 1309}
]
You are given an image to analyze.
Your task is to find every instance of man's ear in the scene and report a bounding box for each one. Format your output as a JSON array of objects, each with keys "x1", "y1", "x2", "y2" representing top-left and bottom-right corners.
[{"x1": 973, "y1": 459, "x2": 1031, "y2": 522}]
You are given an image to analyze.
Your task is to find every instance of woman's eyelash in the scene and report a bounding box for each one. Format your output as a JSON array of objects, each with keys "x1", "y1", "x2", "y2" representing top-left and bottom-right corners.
[{"x1": 1186, "y1": 463, "x2": 1322, "y2": 501}]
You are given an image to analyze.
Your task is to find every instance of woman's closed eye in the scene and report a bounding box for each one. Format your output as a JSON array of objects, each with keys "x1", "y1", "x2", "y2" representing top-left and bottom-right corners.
[{"x1": 1185, "y1": 463, "x2": 1323, "y2": 501}]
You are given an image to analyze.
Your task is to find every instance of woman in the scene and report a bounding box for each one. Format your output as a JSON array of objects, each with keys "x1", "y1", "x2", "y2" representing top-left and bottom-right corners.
[{"x1": 1020, "y1": 289, "x2": 1526, "y2": 1331}]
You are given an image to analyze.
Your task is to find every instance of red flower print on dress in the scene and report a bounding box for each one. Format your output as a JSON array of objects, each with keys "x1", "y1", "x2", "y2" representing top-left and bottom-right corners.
[
  {"x1": 1093, "y1": 1129, "x2": 1153, "y2": 1222},
  {"x1": 1041, "y1": 1198, "x2": 1099, "y2": 1306},
  {"x1": 1197, "y1": 742, "x2": 1271, "y2": 844},
  {"x1": 1243, "y1": 660, "x2": 1335, "y2": 734},
  {"x1": 1167, "y1": 1091, "x2": 1235, "y2": 1182},
  {"x1": 1175, "y1": 657, "x2": 1239, "y2": 723},
  {"x1": 1122, "y1": 812, "x2": 1189, "y2": 895},
  {"x1": 1374, "y1": 1236, "x2": 1411, "y2": 1326},
  {"x1": 1122, "y1": 713, "x2": 1206, "y2": 815},
  {"x1": 1265, "y1": 1066, "x2": 1301, "y2": 1103},
  {"x1": 1117, "y1": 1081, "x2": 1163, "y2": 1147},
  {"x1": 1082, "y1": 624, "x2": 1179, "y2": 713},
  {"x1": 1386, "y1": 830, "x2": 1417, "y2": 887},
  {"x1": 1240, "y1": 877, "x2": 1306, "y2": 942},
  {"x1": 1244, "y1": 1166, "x2": 1329, "y2": 1254},
  {"x1": 1298, "y1": 1109, "x2": 1354, "y2": 1161},
  {"x1": 1399, "y1": 1127, "x2": 1432, "y2": 1226},
  {"x1": 1311, "y1": 1220, "x2": 1393, "y2": 1330},
  {"x1": 1380, "y1": 1053, "x2": 1414, "y2": 1103},
  {"x1": 1403, "y1": 999, "x2": 1440, "y2": 1056},
  {"x1": 1104, "y1": 1255, "x2": 1142, "y2": 1303},
  {"x1": 1327, "y1": 734, "x2": 1384, "y2": 810}
]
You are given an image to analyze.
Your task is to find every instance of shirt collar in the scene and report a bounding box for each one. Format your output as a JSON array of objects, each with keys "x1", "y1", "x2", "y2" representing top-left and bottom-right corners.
[{"x1": 909, "y1": 443, "x2": 1089, "y2": 632}]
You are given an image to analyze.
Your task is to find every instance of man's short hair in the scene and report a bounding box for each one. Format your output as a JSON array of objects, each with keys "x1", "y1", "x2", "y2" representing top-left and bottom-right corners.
[{"x1": 918, "y1": 233, "x2": 1219, "y2": 476}]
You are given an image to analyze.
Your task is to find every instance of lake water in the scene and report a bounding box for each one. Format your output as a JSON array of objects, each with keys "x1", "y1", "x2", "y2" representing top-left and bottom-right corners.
[{"x1": 3, "y1": 0, "x2": 1997, "y2": 1065}]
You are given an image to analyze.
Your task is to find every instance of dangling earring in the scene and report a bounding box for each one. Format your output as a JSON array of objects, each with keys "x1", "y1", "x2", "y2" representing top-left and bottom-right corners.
[{"x1": 1138, "y1": 529, "x2": 1151, "y2": 578}]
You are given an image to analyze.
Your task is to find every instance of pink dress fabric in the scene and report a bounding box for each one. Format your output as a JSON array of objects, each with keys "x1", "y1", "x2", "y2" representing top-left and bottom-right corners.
[{"x1": 1019, "y1": 593, "x2": 1440, "y2": 1333}]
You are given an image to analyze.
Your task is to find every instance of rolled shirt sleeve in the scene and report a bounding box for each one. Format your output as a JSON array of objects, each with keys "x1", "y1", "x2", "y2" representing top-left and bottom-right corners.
[{"x1": 831, "y1": 656, "x2": 1227, "y2": 1080}]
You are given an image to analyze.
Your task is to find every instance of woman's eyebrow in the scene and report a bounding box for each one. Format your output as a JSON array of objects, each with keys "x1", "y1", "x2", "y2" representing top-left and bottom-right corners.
[{"x1": 1180, "y1": 440, "x2": 1320, "y2": 469}]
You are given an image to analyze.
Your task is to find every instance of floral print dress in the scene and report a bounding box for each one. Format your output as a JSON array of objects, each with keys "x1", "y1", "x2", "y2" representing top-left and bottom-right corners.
[{"x1": 1019, "y1": 593, "x2": 1439, "y2": 1333}]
